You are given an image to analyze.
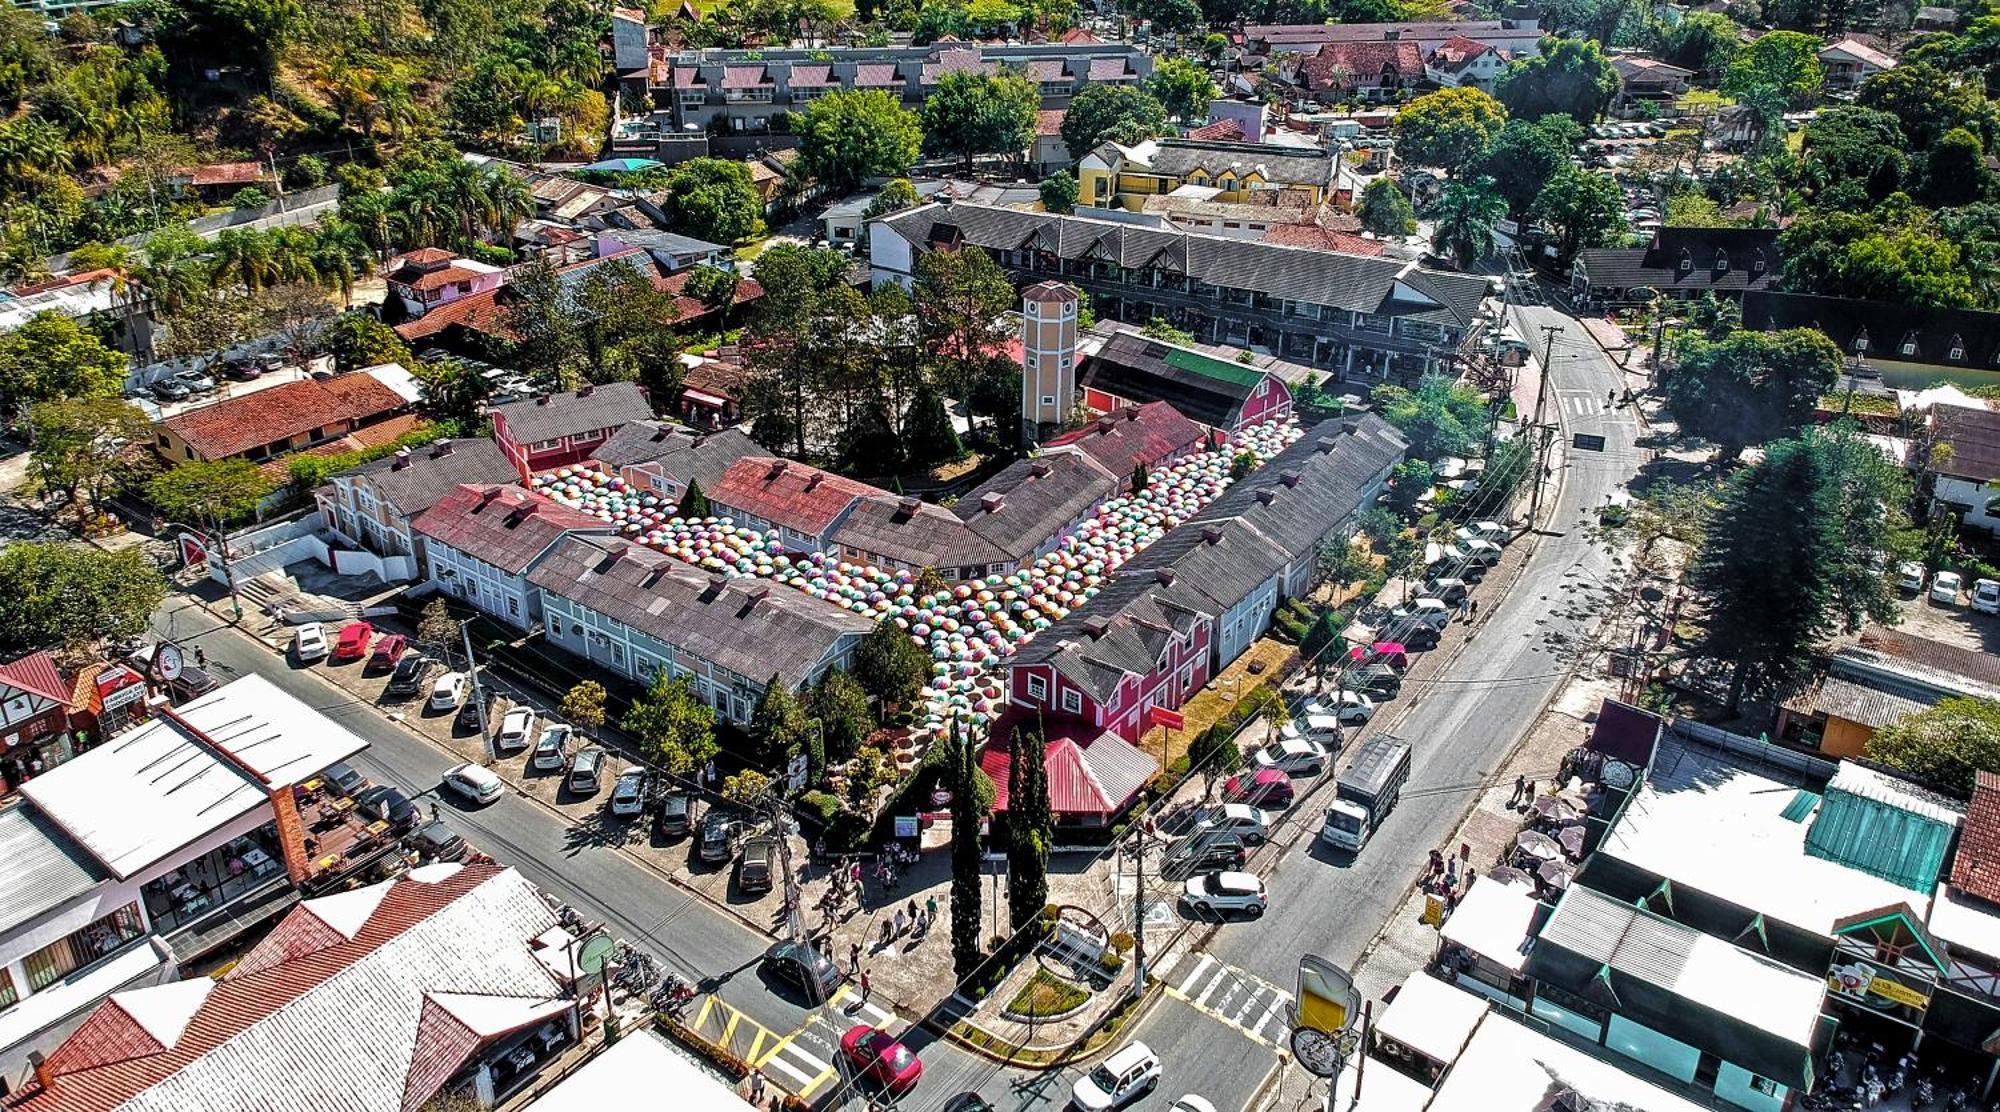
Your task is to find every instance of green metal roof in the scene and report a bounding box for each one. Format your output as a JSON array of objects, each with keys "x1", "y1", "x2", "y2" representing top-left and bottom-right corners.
[
  {"x1": 1806, "y1": 784, "x2": 1954, "y2": 892},
  {"x1": 1162, "y1": 346, "x2": 1266, "y2": 389},
  {"x1": 1780, "y1": 790, "x2": 1819, "y2": 823}
]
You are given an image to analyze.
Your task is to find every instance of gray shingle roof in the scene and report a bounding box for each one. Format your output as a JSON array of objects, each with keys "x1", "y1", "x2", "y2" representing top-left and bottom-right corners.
[
  {"x1": 591, "y1": 422, "x2": 760, "y2": 500},
  {"x1": 1129, "y1": 139, "x2": 1334, "y2": 191},
  {"x1": 829, "y1": 497, "x2": 1013, "y2": 570},
  {"x1": 1188, "y1": 415, "x2": 1406, "y2": 559},
  {"x1": 876, "y1": 203, "x2": 1491, "y2": 330},
  {"x1": 0, "y1": 805, "x2": 106, "y2": 936},
  {"x1": 529, "y1": 536, "x2": 873, "y2": 691},
  {"x1": 1577, "y1": 227, "x2": 1782, "y2": 295},
  {"x1": 344, "y1": 438, "x2": 520, "y2": 518},
  {"x1": 955, "y1": 454, "x2": 1119, "y2": 563},
  {"x1": 491, "y1": 381, "x2": 654, "y2": 446}
]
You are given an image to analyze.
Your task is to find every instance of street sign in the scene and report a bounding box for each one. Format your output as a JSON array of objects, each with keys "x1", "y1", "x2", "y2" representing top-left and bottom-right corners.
[
  {"x1": 893, "y1": 815, "x2": 920, "y2": 838},
  {"x1": 1572, "y1": 432, "x2": 1607, "y2": 451}
]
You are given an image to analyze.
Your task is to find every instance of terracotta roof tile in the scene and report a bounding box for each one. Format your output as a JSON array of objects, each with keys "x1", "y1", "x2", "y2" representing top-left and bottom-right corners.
[
  {"x1": 1185, "y1": 119, "x2": 1246, "y2": 141},
  {"x1": 1036, "y1": 108, "x2": 1066, "y2": 137},
  {"x1": 160, "y1": 376, "x2": 407, "y2": 460},
  {"x1": 1042, "y1": 400, "x2": 1206, "y2": 477},
  {"x1": 1088, "y1": 56, "x2": 1131, "y2": 80},
  {"x1": 1955, "y1": 771, "x2": 2000, "y2": 902},
  {"x1": 187, "y1": 162, "x2": 268, "y2": 187},
  {"x1": 394, "y1": 265, "x2": 484, "y2": 293},
  {"x1": 397, "y1": 248, "x2": 454, "y2": 266},
  {"x1": 1301, "y1": 40, "x2": 1423, "y2": 90},
  {"x1": 713, "y1": 457, "x2": 876, "y2": 538},
  {"x1": 1262, "y1": 223, "x2": 1384, "y2": 254}
]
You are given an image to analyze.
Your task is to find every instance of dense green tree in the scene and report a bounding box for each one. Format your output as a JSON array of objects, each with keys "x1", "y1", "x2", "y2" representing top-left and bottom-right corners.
[
  {"x1": 921, "y1": 71, "x2": 1038, "y2": 170},
  {"x1": 148, "y1": 459, "x2": 274, "y2": 528},
  {"x1": 946, "y1": 719, "x2": 986, "y2": 979},
  {"x1": 413, "y1": 358, "x2": 493, "y2": 424},
  {"x1": 1496, "y1": 37, "x2": 1618, "y2": 125},
  {"x1": 1148, "y1": 57, "x2": 1219, "y2": 124},
  {"x1": 863, "y1": 179, "x2": 921, "y2": 221},
  {"x1": 1854, "y1": 62, "x2": 1992, "y2": 150},
  {"x1": 854, "y1": 618, "x2": 929, "y2": 712},
  {"x1": 836, "y1": 401, "x2": 903, "y2": 476},
  {"x1": 1386, "y1": 458, "x2": 1434, "y2": 514},
  {"x1": 1392, "y1": 88, "x2": 1506, "y2": 172},
  {"x1": 1356, "y1": 178, "x2": 1416, "y2": 236},
  {"x1": 1538, "y1": 0, "x2": 1636, "y2": 43},
  {"x1": 623, "y1": 671, "x2": 718, "y2": 776},
  {"x1": 913, "y1": 246, "x2": 1016, "y2": 372},
  {"x1": 1662, "y1": 328, "x2": 1843, "y2": 459},
  {"x1": 1299, "y1": 607, "x2": 1345, "y2": 671},
  {"x1": 1923, "y1": 127, "x2": 1993, "y2": 206},
  {"x1": 1778, "y1": 204, "x2": 1978, "y2": 308},
  {"x1": 1136, "y1": 0, "x2": 1203, "y2": 35},
  {"x1": 326, "y1": 313, "x2": 413, "y2": 373},
  {"x1": 560, "y1": 680, "x2": 608, "y2": 738},
  {"x1": 902, "y1": 383, "x2": 964, "y2": 470},
  {"x1": 1187, "y1": 722, "x2": 1243, "y2": 794},
  {"x1": 659, "y1": 158, "x2": 764, "y2": 244},
  {"x1": 1060, "y1": 85, "x2": 1169, "y2": 163},
  {"x1": 1693, "y1": 424, "x2": 1905, "y2": 707},
  {"x1": 1723, "y1": 31, "x2": 1825, "y2": 108},
  {"x1": 26, "y1": 399, "x2": 151, "y2": 521},
  {"x1": 1867, "y1": 697, "x2": 2000, "y2": 795},
  {"x1": 1470, "y1": 118, "x2": 1579, "y2": 220},
  {"x1": 1531, "y1": 166, "x2": 1627, "y2": 267},
  {"x1": 796, "y1": 90, "x2": 924, "y2": 193},
  {"x1": 0, "y1": 311, "x2": 127, "y2": 418},
  {"x1": 1373, "y1": 374, "x2": 1490, "y2": 461},
  {"x1": 750, "y1": 677, "x2": 812, "y2": 771},
  {"x1": 0, "y1": 6, "x2": 58, "y2": 107},
  {"x1": 811, "y1": 668, "x2": 873, "y2": 761},
  {"x1": 1039, "y1": 171, "x2": 1079, "y2": 214},
  {"x1": 1801, "y1": 107, "x2": 1909, "y2": 207},
  {"x1": 1005, "y1": 722, "x2": 1050, "y2": 931},
  {"x1": 679, "y1": 477, "x2": 711, "y2": 518},
  {"x1": 0, "y1": 542, "x2": 166, "y2": 653},
  {"x1": 1428, "y1": 178, "x2": 1508, "y2": 268},
  {"x1": 1657, "y1": 12, "x2": 1740, "y2": 75}
]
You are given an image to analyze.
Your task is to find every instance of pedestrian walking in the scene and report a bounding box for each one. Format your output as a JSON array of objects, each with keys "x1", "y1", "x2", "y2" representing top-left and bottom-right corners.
[
  {"x1": 193, "y1": 646, "x2": 207, "y2": 669},
  {"x1": 1509, "y1": 774, "x2": 1526, "y2": 808},
  {"x1": 747, "y1": 1070, "x2": 766, "y2": 1104},
  {"x1": 849, "y1": 941, "x2": 862, "y2": 972},
  {"x1": 860, "y1": 969, "x2": 872, "y2": 1003},
  {"x1": 925, "y1": 894, "x2": 937, "y2": 924},
  {"x1": 906, "y1": 898, "x2": 918, "y2": 924},
  {"x1": 893, "y1": 908, "x2": 908, "y2": 938},
  {"x1": 1428, "y1": 848, "x2": 1444, "y2": 876},
  {"x1": 1458, "y1": 596, "x2": 1472, "y2": 622},
  {"x1": 1469, "y1": 598, "x2": 1479, "y2": 619}
]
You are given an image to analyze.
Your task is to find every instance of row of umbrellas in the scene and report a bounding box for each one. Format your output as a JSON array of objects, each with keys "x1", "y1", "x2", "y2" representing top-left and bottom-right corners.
[{"x1": 1509, "y1": 793, "x2": 1592, "y2": 889}]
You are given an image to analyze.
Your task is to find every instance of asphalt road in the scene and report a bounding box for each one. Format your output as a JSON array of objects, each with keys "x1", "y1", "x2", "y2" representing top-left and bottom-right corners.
[{"x1": 143, "y1": 301, "x2": 1644, "y2": 1112}]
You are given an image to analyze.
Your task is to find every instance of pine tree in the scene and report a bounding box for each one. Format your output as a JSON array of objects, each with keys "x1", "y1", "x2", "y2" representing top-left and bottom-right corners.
[
  {"x1": 853, "y1": 617, "x2": 927, "y2": 714},
  {"x1": 1131, "y1": 461, "x2": 1150, "y2": 492},
  {"x1": 679, "y1": 478, "x2": 710, "y2": 518},
  {"x1": 902, "y1": 383, "x2": 964, "y2": 470},
  {"x1": 1005, "y1": 723, "x2": 1050, "y2": 930},
  {"x1": 947, "y1": 719, "x2": 986, "y2": 980}
]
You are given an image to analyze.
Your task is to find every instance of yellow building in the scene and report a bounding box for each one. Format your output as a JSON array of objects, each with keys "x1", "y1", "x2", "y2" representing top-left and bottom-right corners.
[
  {"x1": 1776, "y1": 632, "x2": 2000, "y2": 758},
  {"x1": 1076, "y1": 138, "x2": 1338, "y2": 212}
]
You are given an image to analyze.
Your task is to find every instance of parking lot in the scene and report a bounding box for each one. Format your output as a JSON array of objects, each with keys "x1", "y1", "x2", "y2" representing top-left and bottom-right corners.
[{"x1": 1892, "y1": 571, "x2": 2000, "y2": 654}]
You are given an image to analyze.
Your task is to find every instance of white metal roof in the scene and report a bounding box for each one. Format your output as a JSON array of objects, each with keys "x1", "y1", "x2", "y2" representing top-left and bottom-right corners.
[
  {"x1": 1374, "y1": 973, "x2": 1488, "y2": 1065},
  {"x1": 1929, "y1": 883, "x2": 2000, "y2": 961},
  {"x1": 23, "y1": 674, "x2": 369, "y2": 879},
  {"x1": 530, "y1": 1030, "x2": 750, "y2": 1112},
  {"x1": 1598, "y1": 734, "x2": 1933, "y2": 934},
  {"x1": 1328, "y1": 1049, "x2": 1431, "y2": 1112},
  {"x1": 1438, "y1": 876, "x2": 1539, "y2": 973},
  {"x1": 1426, "y1": 1008, "x2": 1712, "y2": 1112}
]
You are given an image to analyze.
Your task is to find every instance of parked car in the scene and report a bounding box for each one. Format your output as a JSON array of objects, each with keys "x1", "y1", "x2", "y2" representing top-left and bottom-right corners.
[
  {"x1": 1254, "y1": 736, "x2": 1329, "y2": 776},
  {"x1": 1896, "y1": 561, "x2": 1927, "y2": 594},
  {"x1": 368, "y1": 633, "x2": 408, "y2": 670},
  {"x1": 1223, "y1": 768, "x2": 1295, "y2": 809},
  {"x1": 1391, "y1": 598, "x2": 1451, "y2": 632},
  {"x1": 321, "y1": 760, "x2": 368, "y2": 797},
  {"x1": 567, "y1": 747, "x2": 606, "y2": 795},
  {"x1": 1183, "y1": 871, "x2": 1268, "y2": 917},
  {"x1": 223, "y1": 359, "x2": 262, "y2": 381},
  {"x1": 442, "y1": 762, "x2": 504, "y2": 805},
  {"x1": 840, "y1": 1027, "x2": 924, "y2": 1095},
  {"x1": 738, "y1": 835, "x2": 778, "y2": 892},
  {"x1": 1455, "y1": 521, "x2": 1506, "y2": 544},
  {"x1": 1339, "y1": 664, "x2": 1402, "y2": 700},
  {"x1": 495, "y1": 706, "x2": 537, "y2": 752},
  {"x1": 456, "y1": 687, "x2": 492, "y2": 731},
  {"x1": 530, "y1": 723, "x2": 573, "y2": 772},
  {"x1": 1192, "y1": 803, "x2": 1272, "y2": 844},
  {"x1": 1168, "y1": 1096, "x2": 1218, "y2": 1112},
  {"x1": 609, "y1": 768, "x2": 648, "y2": 817},
  {"x1": 386, "y1": 654, "x2": 432, "y2": 696},
  {"x1": 293, "y1": 623, "x2": 329, "y2": 662},
  {"x1": 762, "y1": 939, "x2": 843, "y2": 1000},
  {"x1": 1279, "y1": 713, "x2": 1344, "y2": 745},
  {"x1": 654, "y1": 792, "x2": 693, "y2": 838},
  {"x1": 429, "y1": 671, "x2": 469, "y2": 711},
  {"x1": 1158, "y1": 832, "x2": 1249, "y2": 881},
  {"x1": 150, "y1": 378, "x2": 191, "y2": 402},
  {"x1": 175, "y1": 369, "x2": 217, "y2": 393},
  {"x1": 413, "y1": 820, "x2": 469, "y2": 862},
  {"x1": 1450, "y1": 539, "x2": 1503, "y2": 567},
  {"x1": 332, "y1": 621, "x2": 373, "y2": 661},
  {"x1": 1071, "y1": 1043, "x2": 1160, "y2": 1112},
  {"x1": 1933, "y1": 570, "x2": 1965, "y2": 606},
  {"x1": 354, "y1": 785, "x2": 419, "y2": 833},
  {"x1": 1424, "y1": 577, "x2": 1470, "y2": 604},
  {"x1": 698, "y1": 811, "x2": 741, "y2": 863},
  {"x1": 1326, "y1": 691, "x2": 1376, "y2": 726},
  {"x1": 1977, "y1": 579, "x2": 2000, "y2": 615}
]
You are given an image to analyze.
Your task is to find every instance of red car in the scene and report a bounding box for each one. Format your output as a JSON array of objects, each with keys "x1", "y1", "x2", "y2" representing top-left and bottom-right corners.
[
  {"x1": 840, "y1": 1026, "x2": 923, "y2": 1094},
  {"x1": 1223, "y1": 768, "x2": 1295, "y2": 809},
  {"x1": 332, "y1": 621, "x2": 374, "y2": 661},
  {"x1": 369, "y1": 633, "x2": 408, "y2": 670}
]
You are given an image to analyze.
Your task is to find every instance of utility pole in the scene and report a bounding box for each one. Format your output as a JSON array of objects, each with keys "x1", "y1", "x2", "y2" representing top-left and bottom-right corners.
[
  {"x1": 1527, "y1": 324, "x2": 1563, "y2": 529},
  {"x1": 770, "y1": 785, "x2": 803, "y2": 943},
  {"x1": 1132, "y1": 825, "x2": 1148, "y2": 994},
  {"x1": 460, "y1": 619, "x2": 489, "y2": 753}
]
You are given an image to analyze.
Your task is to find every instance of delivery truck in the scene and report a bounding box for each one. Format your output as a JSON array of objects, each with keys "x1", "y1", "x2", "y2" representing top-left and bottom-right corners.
[{"x1": 1319, "y1": 734, "x2": 1412, "y2": 853}]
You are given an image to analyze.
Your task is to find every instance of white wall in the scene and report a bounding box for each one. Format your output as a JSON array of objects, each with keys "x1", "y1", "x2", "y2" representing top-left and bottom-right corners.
[{"x1": 1938, "y1": 475, "x2": 2000, "y2": 534}]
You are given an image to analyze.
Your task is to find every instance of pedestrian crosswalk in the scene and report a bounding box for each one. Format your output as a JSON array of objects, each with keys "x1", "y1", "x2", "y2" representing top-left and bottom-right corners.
[
  {"x1": 1560, "y1": 393, "x2": 1611, "y2": 416},
  {"x1": 682, "y1": 989, "x2": 899, "y2": 1101},
  {"x1": 1157, "y1": 952, "x2": 1295, "y2": 1048}
]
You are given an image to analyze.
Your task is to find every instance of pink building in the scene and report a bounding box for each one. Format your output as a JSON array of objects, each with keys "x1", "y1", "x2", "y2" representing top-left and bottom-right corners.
[
  {"x1": 490, "y1": 382, "x2": 654, "y2": 480},
  {"x1": 385, "y1": 248, "x2": 507, "y2": 319}
]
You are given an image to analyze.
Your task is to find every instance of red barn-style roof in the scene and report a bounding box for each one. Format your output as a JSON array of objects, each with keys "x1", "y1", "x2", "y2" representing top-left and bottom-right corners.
[{"x1": 713, "y1": 457, "x2": 877, "y2": 539}]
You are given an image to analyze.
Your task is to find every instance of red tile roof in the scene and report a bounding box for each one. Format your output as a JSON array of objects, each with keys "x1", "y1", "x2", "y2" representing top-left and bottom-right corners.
[
  {"x1": 397, "y1": 248, "x2": 454, "y2": 267},
  {"x1": 1261, "y1": 223, "x2": 1385, "y2": 255},
  {"x1": 414, "y1": 484, "x2": 609, "y2": 574},
  {"x1": 1037, "y1": 108, "x2": 1066, "y2": 137},
  {"x1": 721, "y1": 64, "x2": 771, "y2": 88},
  {"x1": 1186, "y1": 118, "x2": 1247, "y2": 142},
  {"x1": 660, "y1": 269, "x2": 764, "y2": 324},
  {"x1": 1430, "y1": 35, "x2": 1494, "y2": 66},
  {"x1": 160, "y1": 375, "x2": 407, "y2": 461},
  {"x1": 713, "y1": 457, "x2": 877, "y2": 539},
  {"x1": 1028, "y1": 59, "x2": 1066, "y2": 81},
  {"x1": 393, "y1": 265, "x2": 483, "y2": 293},
  {"x1": 854, "y1": 63, "x2": 901, "y2": 86},
  {"x1": 668, "y1": 64, "x2": 704, "y2": 88},
  {"x1": 252, "y1": 413, "x2": 431, "y2": 485},
  {"x1": 1301, "y1": 40, "x2": 1423, "y2": 90},
  {"x1": 0, "y1": 650, "x2": 70, "y2": 705},
  {"x1": 1042, "y1": 400, "x2": 1206, "y2": 479},
  {"x1": 392, "y1": 287, "x2": 512, "y2": 342},
  {"x1": 1059, "y1": 26, "x2": 1103, "y2": 43},
  {"x1": 187, "y1": 162, "x2": 268, "y2": 187},
  {"x1": 1955, "y1": 771, "x2": 2000, "y2": 903}
]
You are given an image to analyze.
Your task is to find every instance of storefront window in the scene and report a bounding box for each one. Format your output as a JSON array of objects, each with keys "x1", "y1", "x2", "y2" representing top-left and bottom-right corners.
[
  {"x1": 0, "y1": 967, "x2": 16, "y2": 1009},
  {"x1": 141, "y1": 828, "x2": 287, "y2": 933},
  {"x1": 23, "y1": 903, "x2": 145, "y2": 991}
]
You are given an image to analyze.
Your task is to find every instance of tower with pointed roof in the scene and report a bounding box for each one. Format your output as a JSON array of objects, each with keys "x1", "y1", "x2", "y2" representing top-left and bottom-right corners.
[{"x1": 1021, "y1": 281, "x2": 1079, "y2": 445}]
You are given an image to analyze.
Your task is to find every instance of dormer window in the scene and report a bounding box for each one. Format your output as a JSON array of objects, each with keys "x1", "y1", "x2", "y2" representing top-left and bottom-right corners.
[
  {"x1": 1901, "y1": 330, "x2": 1920, "y2": 356},
  {"x1": 1678, "y1": 248, "x2": 1694, "y2": 273},
  {"x1": 1853, "y1": 329, "x2": 1870, "y2": 353},
  {"x1": 1951, "y1": 335, "x2": 1967, "y2": 360},
  {"x1": 1751, "y1": 249, "x2": 1767, "y2": 273},
  {"x1": 1714, "y1": 250, "x2": 1729, "y2": 271}
]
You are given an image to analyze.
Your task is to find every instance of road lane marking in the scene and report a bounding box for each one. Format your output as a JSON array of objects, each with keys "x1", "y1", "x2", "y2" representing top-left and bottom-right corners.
[
  {"x1": 1179, "y1": 953, "x2": 1216, "y2": 994},
  {"x1": 799, "y1": 1066, "x2": 840, "y2": 1097}
]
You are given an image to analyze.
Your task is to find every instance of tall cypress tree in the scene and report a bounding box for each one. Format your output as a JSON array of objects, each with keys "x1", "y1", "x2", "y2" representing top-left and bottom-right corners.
[
  {"x1": 678, "y1": 478, "x2": 710, "y2": 518},
  {"x1": 947, "y1": 719, "x2": 986, "y2": 980},
  {"x1": 903, "y1": 383, "x2": 964, "y2": 470},
  {"x1": 1005, "y1": 723, "x2": 1050, "y2": 930}
]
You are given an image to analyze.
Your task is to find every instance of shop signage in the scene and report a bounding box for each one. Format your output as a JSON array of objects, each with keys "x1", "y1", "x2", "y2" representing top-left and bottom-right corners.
[
  {"x1": 893, "y1": 815, "x2": 919, "y2": 838},
  {"x1": 1829, "y1": 961, "x2": 1930, "y2": 1011}
]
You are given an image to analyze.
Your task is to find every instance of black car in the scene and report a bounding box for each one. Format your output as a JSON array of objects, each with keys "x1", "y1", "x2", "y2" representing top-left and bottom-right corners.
[
  {"x1": 1159, "y1": 832, "x2": 1249, "y2": 881},
  {"x1": 354, "y1": 785, "x2": 420, "y2": 833},
  {"x1": 653, "y1": 793, "x2": 693, "y2": 839},
  {"x1": 455, "y1": 688, "x2": 493, "y2": 732},
  {"x1": 386, "y1": 654, "x2": 433, "y2": 698},
  {"x1": 321, "y1": 761, "x2": 368, "y2": 797},
  {"x1": 738, "y1": 835, "x2": 778, "y2": 893},
  {"x1": 942, "y1": 1094, "x2": 994, "y2": 1112},
  {"x1": 761, "y1": 939, "x2": 843, "y2": 1001},
  {"x1": 412, "y1": 819, "x2": 468, "y2": 862},
  {"x1": 151, "y1": 379, "x2": 191, "y2": 401},
  {"x1": 223, "y1": 359, "x2": 262, "y2": 381}
]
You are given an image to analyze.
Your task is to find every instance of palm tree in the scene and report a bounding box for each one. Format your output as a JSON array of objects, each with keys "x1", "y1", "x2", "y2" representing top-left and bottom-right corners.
[
  {"x1": 1429, "y1": 179, "x2": 1507, "y2": 270},
  {"x1": 212, "y1": 229, "x2": 278, "y2": 293},
  {"x1": 480, "y1": 168, "x2": 534, "y2": 243}
]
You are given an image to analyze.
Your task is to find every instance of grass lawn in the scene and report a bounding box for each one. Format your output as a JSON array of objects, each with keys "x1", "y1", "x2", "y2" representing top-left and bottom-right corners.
[
  {"x1": 1008, "y1": 969, "x2": 1091, "y2": 1018},
  {"x1": 1136, "y1": 637, "x2": 1298, "y2": 769}
]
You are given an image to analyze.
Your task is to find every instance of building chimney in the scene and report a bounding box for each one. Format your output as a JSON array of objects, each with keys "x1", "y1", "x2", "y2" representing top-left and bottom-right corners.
[
  {"x1": 1096, "y1": 416, "x2": 1116, "y2": 435},
  {"x1": 707, "y1": 572, "x2": 729, "y2": 595},
  {"x1": 595, "y1": 543, "x2": 627, "y2": 572},
  {"x1": 804, "y1": 472, "x2": 823, "y2": 491},
  {"x1": 478, "y1": 487, "x2": 505, "y2": 508},
  {"x1": 392, "y1": 447, "x2": 412, "y2": 470},
  {"x1": 578, "y1": 384, "x2": 595, "y2": 397},
  {"x1": 1123, "y1": 405, "x2": 1140, "y2": 421},
  {"x1": 898, "y1": 496, "x2": 921, "y2": 515},
  {"x1": 1280, "y1": 470, "x2": 1301, "y2": 488},
  {"x1": 743, "y1": 583, "x2": 772, "y2": 608},
  {"x1": 1341, "y1": 419, "x2": 1360, "y2": 434},
  {"x1": 644, "y1": 565, "x2": 670, "y2": 588},
  {"x1": 1082, "y1": 615, "x2": 1111, "y2": 638},
  {"x1": 768, "y1": 460, "x2": 790, "y2": 480},
  {"x1": 1154, "y1": 567, "x2": 1176, "y2": 586},
  {"x1": 1315, "y1": 437, "x2": 1338, "y2": 454},
  {"x1": 1028, "y1": 460, "x2": 1053, "y2": 478},
  {"x1": 981, "y1": 491, "x2": 1006, "y2": 513},
  {"x1": 29, "y1": 1051, "x2": 52, "y2": 1093},
  {"x1": 431, "y1": 440, "x2": 455, "y2": 458},
  {"x1": 1201, "y1": 526, "x2": 1223, "y2": 544},
  {"x1": 1255, "y1": 489, "x2": 1277, "y2": 505}
]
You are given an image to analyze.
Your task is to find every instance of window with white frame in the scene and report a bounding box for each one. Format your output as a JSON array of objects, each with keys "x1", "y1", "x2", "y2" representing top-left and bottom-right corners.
[
  {"x1": 1027, "y1": 674, "x2": 1048, "y2": 701},
  {"x1": 1062, "y1": 689, "x2": 1082, "y2": 713}
]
